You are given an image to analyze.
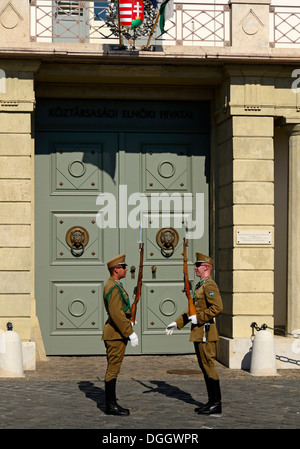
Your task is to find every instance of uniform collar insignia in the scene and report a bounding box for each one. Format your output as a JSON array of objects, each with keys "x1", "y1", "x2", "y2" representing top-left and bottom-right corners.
[{"x1": 194, "y1": 277, "x2": 210, "y2": 290}]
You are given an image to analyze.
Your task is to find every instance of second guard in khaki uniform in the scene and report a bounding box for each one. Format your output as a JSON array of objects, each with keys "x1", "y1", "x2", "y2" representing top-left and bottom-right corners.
[
  {"x1": 102, "y1": 254, "x2": 138, "y2": 416},
  {"x1": 166, "y1": 252, "x2": 223, "y2": 415}
]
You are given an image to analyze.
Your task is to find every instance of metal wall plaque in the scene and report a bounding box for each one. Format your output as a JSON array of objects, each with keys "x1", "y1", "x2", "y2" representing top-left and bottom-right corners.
[{"x1": 236, "y1": 230, "x2": 272, "y2": 245}]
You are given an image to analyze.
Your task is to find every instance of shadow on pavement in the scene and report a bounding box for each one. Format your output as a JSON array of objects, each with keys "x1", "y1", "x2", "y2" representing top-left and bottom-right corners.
[
  {"x1": 78, "y1": 381, "x2": 106, "y2": 413},
  {"x1": 133, "y1": 379, "x2": 205, "y2": 408}
]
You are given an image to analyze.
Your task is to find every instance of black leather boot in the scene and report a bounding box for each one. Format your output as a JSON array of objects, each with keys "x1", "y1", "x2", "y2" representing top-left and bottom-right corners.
[
  {"x1": 198, "y1": 401, "x2": 222, "y2": 415},
  {"x1": 197, "y1": 379, "x2": 222, "y2": 415},
  {"x1": 194, "y1": 377, "x2": 214, "y2": 413},
  {"x1": 105, "y1": 379, "x2": 130, "y2": 416}
]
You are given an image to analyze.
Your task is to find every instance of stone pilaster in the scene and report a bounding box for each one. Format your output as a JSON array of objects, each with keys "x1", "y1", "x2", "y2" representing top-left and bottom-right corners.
[
  {"x1": 281, "y1": 123, "x2": 300, "y2": 335},
  {"x1": 218, "y1": 115, "x2": 274, "y2": 339},
  {"x1": 0, "y1": 60, "x2": 45, "y2": 364},
  {"x1": 216, "y1": 69, "x2": 275, "y2": 367}
]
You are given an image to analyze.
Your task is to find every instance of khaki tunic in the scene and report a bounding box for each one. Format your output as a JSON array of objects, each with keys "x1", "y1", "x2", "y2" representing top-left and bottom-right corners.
[
  {"x1": 102, "y1": 276, "x2": 133, "y2": 341},
  {"x1": 176, "y1": 276, "x2": 223, "y2": 342}
]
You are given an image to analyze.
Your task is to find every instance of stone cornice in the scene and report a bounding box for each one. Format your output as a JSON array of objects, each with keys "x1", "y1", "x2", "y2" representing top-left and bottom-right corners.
[{"x1": 0, "y1": 99, "x2": 36, "y2": 111}]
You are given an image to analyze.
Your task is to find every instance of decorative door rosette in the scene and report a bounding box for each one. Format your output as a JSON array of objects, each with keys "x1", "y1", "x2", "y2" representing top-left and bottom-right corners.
[{"x1": 106, "y1": 0, "x2": 157, "y2": 41}]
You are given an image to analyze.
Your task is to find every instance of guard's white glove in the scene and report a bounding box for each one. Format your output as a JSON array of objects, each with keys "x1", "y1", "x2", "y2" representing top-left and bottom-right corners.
[
  {"x1": 188, "y1": 315, "x2": 198, "y2": 325},
  {"x1": 129, "y1": 331, "x2": 138, "y2": 347},
  {"x1": 166, "y1": 322, "x2": 177, "y2": 335},
  {"x1": 131, "y1": 320, "x2": 137, "y2": 326}
]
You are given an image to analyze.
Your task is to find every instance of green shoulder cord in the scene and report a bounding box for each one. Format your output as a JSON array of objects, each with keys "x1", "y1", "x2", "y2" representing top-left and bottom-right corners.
[
  {"x1": 193, "y1": 278, "x2": 214, "y2": 303},
  {"x1": 105, "y1": 284, "x2": 132, "y2": 316}
]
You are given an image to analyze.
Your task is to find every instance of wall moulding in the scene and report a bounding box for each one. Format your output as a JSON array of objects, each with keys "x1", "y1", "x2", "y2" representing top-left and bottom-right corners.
[
  {"x1": 241, "y1": 9, "x2": 264, "y2": 36},
  {"x1": 0, "y1": 99, "x2": 36, "y2": 112},
  {"x1": 0, "y1": 2, "x2": 23, "y2": 30}
]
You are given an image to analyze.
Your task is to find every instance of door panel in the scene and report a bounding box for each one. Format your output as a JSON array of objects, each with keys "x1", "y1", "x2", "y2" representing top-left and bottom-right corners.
[
  {"x1": 144, "y1": 146, "x2": 189, "y2": 191},
  {"x1": 35, "y1": 132, "x2": 118, "y2": 355},
  {"x1": 52, "y1": 143, "x2": 102, "y2": 192},
  {"x1": 53, "y1": 281, "x2": 102, "y2": 331},
  {"x1": 124, "y1": 133, "x2": 209, "y2": 354},
  {"x1": 53, "y1": 212, "x2": 102, "y2": 263}
]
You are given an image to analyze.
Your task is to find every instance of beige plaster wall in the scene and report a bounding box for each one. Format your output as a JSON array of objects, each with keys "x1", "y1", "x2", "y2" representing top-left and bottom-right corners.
[{"x1": 0, "y1": 62, "x2": 39, "y2": 345}]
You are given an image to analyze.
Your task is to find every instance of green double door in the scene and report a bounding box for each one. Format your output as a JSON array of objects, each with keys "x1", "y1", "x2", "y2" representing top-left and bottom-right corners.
[{"x1": 35, "y1": 100, "x2": 210, "y2": 355}]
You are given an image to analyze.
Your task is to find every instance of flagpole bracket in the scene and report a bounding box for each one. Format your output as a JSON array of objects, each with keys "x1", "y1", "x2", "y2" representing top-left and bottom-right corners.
[{"x1": 110, "y1": 45, "x2": 128, "y2": 51}]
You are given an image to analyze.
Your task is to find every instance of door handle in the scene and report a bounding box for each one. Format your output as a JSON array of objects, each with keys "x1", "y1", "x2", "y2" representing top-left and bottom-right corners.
[
  {"x1": 152, "y1": 266, "x2": 157, "y2": 279},
  {"x1": 65, "y1": 226, "x2": 89, "y2": 258},
  {"x1": 130, "y1": 266, "x2": 136, "y2": 279},
  {"x1": 156, "y1": 227, "x2": 179, "y2": 258}
]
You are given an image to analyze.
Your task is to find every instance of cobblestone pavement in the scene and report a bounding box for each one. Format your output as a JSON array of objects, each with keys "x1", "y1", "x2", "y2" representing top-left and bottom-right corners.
[{"x1": 0, "y1": 355, "x2": 299, "y2": 431}]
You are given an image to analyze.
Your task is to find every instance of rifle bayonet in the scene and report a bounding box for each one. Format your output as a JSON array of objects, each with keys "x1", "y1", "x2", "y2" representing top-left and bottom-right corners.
[
  {"x1": 183, "y1": 221, "x2": 197, "y2": 316},
  {"x1": 131, "y1": 223, "x2": 144, "y2": 324}
]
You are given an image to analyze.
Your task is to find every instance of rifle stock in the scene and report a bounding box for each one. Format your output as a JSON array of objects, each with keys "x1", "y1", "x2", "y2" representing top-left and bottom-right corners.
[
  {"x1": 131, "y1": 242, "x2": 144, "y2": 324},
  {"x1": 183, "y1": 237, "x2": 197, "y2": 316}
]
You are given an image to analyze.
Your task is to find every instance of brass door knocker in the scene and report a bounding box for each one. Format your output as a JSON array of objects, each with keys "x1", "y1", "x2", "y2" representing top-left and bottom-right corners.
[
  {"x1": 156, "y1": 228, "x2": 179, "y2": 258},
  {"x1": 66, "y1": 226, "x2": 89, "y2": 257}
]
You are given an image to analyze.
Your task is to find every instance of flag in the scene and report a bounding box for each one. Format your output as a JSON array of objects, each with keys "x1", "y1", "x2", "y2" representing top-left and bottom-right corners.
[
  {"x1": 159, "y1": 0, "x2": 174, "y2": 34},
  {"x1": 119, "y1": 0, "x2": 144, "y2": 30}
]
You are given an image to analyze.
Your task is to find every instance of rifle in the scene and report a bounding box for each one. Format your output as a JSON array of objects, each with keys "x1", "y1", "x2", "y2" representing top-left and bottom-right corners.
[
  {"x1": 183, "y1": 236, "x2": 197, "y2": 316},
  {"x1": 131, "y1": 225, "x2": 144, "y2": 324}
]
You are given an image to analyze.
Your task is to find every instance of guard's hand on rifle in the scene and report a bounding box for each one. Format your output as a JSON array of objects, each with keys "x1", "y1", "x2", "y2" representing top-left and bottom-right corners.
[
  {"x1": 129, "y1": 331, "x2": 138, "y2": 347},
  {"x1": 131, "y1": 320, "x2": 137, "y2": 326},
  {"x1": 188, "y1": 315, "x2": 198, "y2": 325},
  {"x1": 166, "y1": 322, "x2": 177, "y2": 335}
]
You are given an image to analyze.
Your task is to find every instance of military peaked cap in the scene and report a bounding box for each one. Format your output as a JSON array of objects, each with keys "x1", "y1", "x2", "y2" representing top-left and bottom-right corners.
[
  {"x1": 107, "y1": 253, "x2": 127, "y2": 270},
  {"x1": 195, "y1": 252, "x2": 214, "y2": 266}
]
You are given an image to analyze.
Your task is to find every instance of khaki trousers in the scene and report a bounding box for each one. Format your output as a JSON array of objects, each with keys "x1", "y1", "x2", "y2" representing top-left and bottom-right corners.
[
  {"x1": 194, "y1": 341, "x2": 219, "y2": 381},
  {"x1": 104, "y1": 339, "x2": 127, "y2": 382}
]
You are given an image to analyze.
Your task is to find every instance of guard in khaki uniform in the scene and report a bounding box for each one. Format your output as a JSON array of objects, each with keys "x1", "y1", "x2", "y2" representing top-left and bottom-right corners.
[
  {"x1": 166, "y1": 252, "x2": 223, "y2": 415},
  {"x1": 102, "y1": 254, "x2": 138, "y2": 416}
]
